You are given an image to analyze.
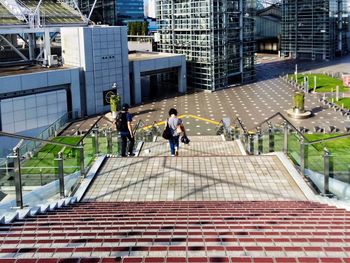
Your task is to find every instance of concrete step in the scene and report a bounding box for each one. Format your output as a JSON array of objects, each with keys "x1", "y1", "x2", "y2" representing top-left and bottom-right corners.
[{"x1": 1, "y1": 201, "x2": 350, "y2": 261}]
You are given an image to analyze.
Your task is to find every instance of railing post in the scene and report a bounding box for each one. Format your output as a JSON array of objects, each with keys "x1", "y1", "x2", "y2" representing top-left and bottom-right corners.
[
  {"x1": 234, "y1": 126, "x2": 239, "y2": 140},
  {"x1": 92, "y1": 125, "x2": 99, "y2": 156},
  {"x1": 79, "y1": 142, "x2": 85, "y2": 178},
  {"x1": 106, "y1": 128, "x2": 113, "y2": 154},
  {"x1": 9, "y1": 147, "x2": 23, "y2": 208},
  {"x1": 268, "y1": 125, "x2": 274, "y2": 152},
  {"x1": 283, "y1": 122, "x2": 288, "y2": 154},
  {"x1": 257, "y1": 127, "x2": 263, "y2": 154},
  {"x1": 247, "y1": 131, "x2": 255, "y2": 155},
  {"x1": 323, "y1": 148, "x2": 332, "y2": 196},
  {"x1": 55, "y1": 152, "x2": 65, "y2": 198},
  {"x1": 300, "y1": 138, "x2": 305, "y2": 176},
  {"x1": 117, "y1": 132, "x2": 122, "y2": 156}
]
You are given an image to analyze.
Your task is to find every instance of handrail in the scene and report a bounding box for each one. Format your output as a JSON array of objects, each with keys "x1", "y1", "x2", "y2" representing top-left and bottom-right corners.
[
  {"x1": 133, "y1": 119, "x2": 143, "y2": 136},
  {"x1": 0, "y1": 131, "x2": 81, "y2": 149},
  {"x1": 234, "y1": 117, "x2": 247, "y2": 134},
  {"x1": 307, "y1": 133, "x2": 350, "y2": 145},
  {"x1": 254, "y1": 112, "x2": 309, "y2": 142},
  {"x1": 74, "y1": 115, "x2": 104, "y2": 145},
  {"x1": 253, "y1": 112, "x2": 350, "y2": 145}
]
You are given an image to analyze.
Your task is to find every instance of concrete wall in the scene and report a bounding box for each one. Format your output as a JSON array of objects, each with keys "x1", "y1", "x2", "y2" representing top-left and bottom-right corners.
[
  {"x1": 0, "y1": 68, "x2": 81, "y2": 134},
  {"x1": 129, "y1": 53, "x2": 186, "y2": 104},
  {"x1": 61, "y1": 26, "x2": 130, "y2": 116}
]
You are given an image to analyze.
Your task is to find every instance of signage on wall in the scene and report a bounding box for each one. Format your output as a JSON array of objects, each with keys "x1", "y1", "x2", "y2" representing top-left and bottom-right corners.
[{"x1": 103, "y1": 89, "x2": 117, "y2": 106}]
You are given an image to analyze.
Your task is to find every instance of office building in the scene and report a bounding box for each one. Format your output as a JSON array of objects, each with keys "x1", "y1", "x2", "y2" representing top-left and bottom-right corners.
[
  {"x1": 281, "y1": 0, "x2": 348, "y2": 60},
  {"x1": 156, "y1": 0, "x2": 256, "y2": 91},
  {"x1": 79, "y1": 0, "x2": 144, "y2": 26}
]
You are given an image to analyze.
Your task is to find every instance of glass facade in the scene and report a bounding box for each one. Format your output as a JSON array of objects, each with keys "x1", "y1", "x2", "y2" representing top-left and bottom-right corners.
[
  {"x1": 157, "y1": 0, "x2": 256, "y2": 91},
  {"x1": 79, "y1": 0, "x2": 144, "y2": 26},
  {"x1": 281, "y1": 0, "x2": 348, "y2": 61},
  {"x1": 116, "y1": 0, "x2": 144, "y2": 25}
]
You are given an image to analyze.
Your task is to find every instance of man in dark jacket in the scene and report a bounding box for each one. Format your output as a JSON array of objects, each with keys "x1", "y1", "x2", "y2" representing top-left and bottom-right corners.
[{"x1": 116, "y1": 103, "x2": 135, "y2": 157}]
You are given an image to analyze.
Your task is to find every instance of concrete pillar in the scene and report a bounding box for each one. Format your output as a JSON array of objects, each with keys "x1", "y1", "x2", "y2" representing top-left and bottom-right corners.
[
  {"x1": 177, "y1": 59, "x2": 186, "y2": 93},
  {"x1": 43, "y1": 29, "x2": 51, "y2": 65},
  {"x1": 133, "y1": 63, "x2": 142, "y2": 104}
]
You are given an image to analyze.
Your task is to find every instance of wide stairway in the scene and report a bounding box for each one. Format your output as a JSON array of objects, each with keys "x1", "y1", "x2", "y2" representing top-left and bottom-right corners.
[
  {"x1": 1, "y1": 201, "x2": 350, "y2": 262},
  {"x1": 1, "y1": 135, "x2": 350, "y2": 262}
]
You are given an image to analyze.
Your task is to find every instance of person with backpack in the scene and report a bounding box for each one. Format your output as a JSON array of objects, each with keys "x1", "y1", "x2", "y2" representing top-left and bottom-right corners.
[
  {"x1": 115, "y1": 103, "x2": 135, "y2": 157},
  {"x1": 164, "y1": 108, "x2": 186, "y2": 156}
]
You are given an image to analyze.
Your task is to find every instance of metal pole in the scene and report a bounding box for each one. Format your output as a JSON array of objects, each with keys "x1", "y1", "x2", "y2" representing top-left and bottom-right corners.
[
  {"x1": 283, "y1": 122, "x2": 288, "y2": 154},
  {"x1": 11, "y1": 147, "x2": 23, "y2": 208},
  {"x1": 268, "y1": 126, "x2": 274, "y2": 152},
  {"x1": 257, "y1": 127, "x2": 263, "y2": 154},
  {"x1": 93, "y1": 126, "x2": 99, "y2": 156},
  {"x1": 79, "y1": 142, "x2": 85, "y2": 178},
  {"x1": 323, "y1": 148, "x2": 330, "y2": 196},
  {"x1": 248, "y1": 132, "x2": 255, "y2": 155},
  {"x1": 106, "y1": 128, "x2": 113, "y2": 154},
  {"x1": 300, "y1": 138, "x2": 305, "y2": 176},
  {"x1": 55, "y1": 152, "x2": 65, "y2": 198}
]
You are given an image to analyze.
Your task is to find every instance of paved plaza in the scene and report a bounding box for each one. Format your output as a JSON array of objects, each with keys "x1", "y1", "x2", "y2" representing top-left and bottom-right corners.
[{"x1": 129, "y1": 55, "x2": 350, "y2": 132}]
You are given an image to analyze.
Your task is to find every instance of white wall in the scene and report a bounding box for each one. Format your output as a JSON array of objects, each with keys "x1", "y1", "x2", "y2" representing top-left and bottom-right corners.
[
  {"x1": 1, "y1": 90, "x2": 67, "y2": 133},
  {"x1": 61, "y1": 26, "x2": 130, "y2": 116},
  {"x1": 0, "y1": 67, "x2": 81, "y2": 133}
]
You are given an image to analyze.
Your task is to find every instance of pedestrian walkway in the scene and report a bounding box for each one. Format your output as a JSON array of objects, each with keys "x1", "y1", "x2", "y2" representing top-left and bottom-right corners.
[
  {"x1": 84, "y1": 134, "x2": 307, "y2": 202},
  {"x1": 140, "y1": 136, "x2": 242, "y2": 157}
]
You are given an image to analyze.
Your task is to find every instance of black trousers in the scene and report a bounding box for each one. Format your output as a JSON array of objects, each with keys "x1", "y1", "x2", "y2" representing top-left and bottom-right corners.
[{"x1": 121, "y1": 133, "x2": 135, "y2": 156}]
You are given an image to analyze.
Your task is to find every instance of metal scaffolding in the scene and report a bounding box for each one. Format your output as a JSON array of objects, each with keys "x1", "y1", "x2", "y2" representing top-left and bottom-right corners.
[
  {"x1": 281, "y1": 0, "x2": 348, "y2": 61},
  {"x1": 156, "y1": 0, "x2": 256, "y2": 91}
]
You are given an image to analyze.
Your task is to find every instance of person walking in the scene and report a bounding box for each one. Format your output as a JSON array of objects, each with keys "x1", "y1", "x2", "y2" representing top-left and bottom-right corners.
[
  {"x1": 116, "y1": 103, "x2": 135, "y2": 157},
  {"x1": 166, "y1": 108, "x2": 185, "y2": 156}
]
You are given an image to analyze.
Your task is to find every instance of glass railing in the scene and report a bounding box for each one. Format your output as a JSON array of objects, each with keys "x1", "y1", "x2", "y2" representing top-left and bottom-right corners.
[
  {"x1": 18, "y1": 111, "x2": 79, "y2": 158},
  {"x1": 237, "y1": 112, "x2": 350, "y2": 199},
  {"x1": 0, "y1": 115, "x2": 158, "y2": 213}
]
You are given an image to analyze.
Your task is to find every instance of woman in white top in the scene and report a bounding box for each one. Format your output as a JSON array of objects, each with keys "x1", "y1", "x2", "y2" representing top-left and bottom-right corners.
[{"x1": 167, "y1": 108, "x2": 185, "y2": 156}]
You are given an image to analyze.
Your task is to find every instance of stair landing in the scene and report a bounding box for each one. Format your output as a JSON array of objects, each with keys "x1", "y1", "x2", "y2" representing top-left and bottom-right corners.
[
  {"x1": 140, "y1": 138, "x2": 243, "y2": 157},
  {"x1": 83, "y1": 155, "x2": 307, "y2": 202}
]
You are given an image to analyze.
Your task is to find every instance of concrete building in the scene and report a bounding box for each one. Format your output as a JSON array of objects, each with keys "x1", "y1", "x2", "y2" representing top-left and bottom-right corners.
[
  {"x1": 0, "y1": 67, "x2": 81, "y2": 134},
  {"x1": 157, "y1": 0, "x2": 256, "y2": 91},
  {"x1": 129, "y1": 51, "x2": 186, "y2": 104},
  {"x1": 61, "y1": 26, "x2": 130, "y2": 115},
  {"x1": 281, "y1": 0, "x2": 348, "y2": 60},
  {"x1": 255, "y1": 4, "x2": 281, "y2": 53}
]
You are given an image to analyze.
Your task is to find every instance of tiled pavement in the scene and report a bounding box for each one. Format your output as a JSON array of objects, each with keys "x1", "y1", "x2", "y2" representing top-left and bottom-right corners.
[
  {"x1": 140, "y1": 136, "x2": 242, "y2": 157},
  {"x1": 129, "y1": 55, "x2": 350, "y2": 132},
  {"x1": 83, "y1": 155, "x2": 306, "y2": 202}
]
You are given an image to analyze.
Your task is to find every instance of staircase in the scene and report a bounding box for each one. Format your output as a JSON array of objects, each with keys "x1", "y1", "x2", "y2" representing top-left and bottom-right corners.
[
  {"x1": 1, "y1": 201, "x2": 350, "y2": 262},
  {"x1": 1, "y1": 135, "x2": 350, "y2": 262}
]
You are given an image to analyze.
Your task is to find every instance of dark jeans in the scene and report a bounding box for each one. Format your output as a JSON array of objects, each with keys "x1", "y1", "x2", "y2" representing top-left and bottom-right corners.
[
  {"x1": 168, "y1": 135, "x2": 179, "y2": 155},
  {"x1": 121, "y1": 133, "x2": 135, "y2": 156}
]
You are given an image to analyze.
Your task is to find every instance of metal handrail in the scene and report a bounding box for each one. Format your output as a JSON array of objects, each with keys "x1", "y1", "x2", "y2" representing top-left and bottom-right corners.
[
  {"x1": 0, "y1": 131, "x2": 82, "y2": 149},
  {"x1": 234, "y1": 117, "x2": 247, "y2": 134},
  {"x1": 74, "y1": 115, "x2": 104, "y2": 145},
  {"x1": 253, "y1": 112, "x2": 350, "y2": 145}
]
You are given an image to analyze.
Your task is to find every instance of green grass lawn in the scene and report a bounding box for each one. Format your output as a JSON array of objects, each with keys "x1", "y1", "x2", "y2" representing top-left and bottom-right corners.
[
  {"x1": 20, "y1": 136, "x2": 114, "y2": 175},
  {"x1": 288, "y1": 73, "x2": 349, "y2": 92},
  {"x1": 335, "y1": 98, "x2": 350, "y2": 110},
  {"x1": 259, "y1": 132, "x2": 350, "y2": 183}
]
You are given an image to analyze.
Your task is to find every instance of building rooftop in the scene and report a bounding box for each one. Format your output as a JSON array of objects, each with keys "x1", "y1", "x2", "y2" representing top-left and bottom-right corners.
[
  {"x1": 128, "y1": 51, "x2": 183, "y2": 62},
  {"x1": 0, "y1": 64, "x2": 75, "y2": 77}
]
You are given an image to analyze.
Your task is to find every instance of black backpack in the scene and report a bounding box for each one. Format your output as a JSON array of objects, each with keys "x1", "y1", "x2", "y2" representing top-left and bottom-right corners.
[{"x1": 116, "y1": 112, "x2": 128, "y2": 132}]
